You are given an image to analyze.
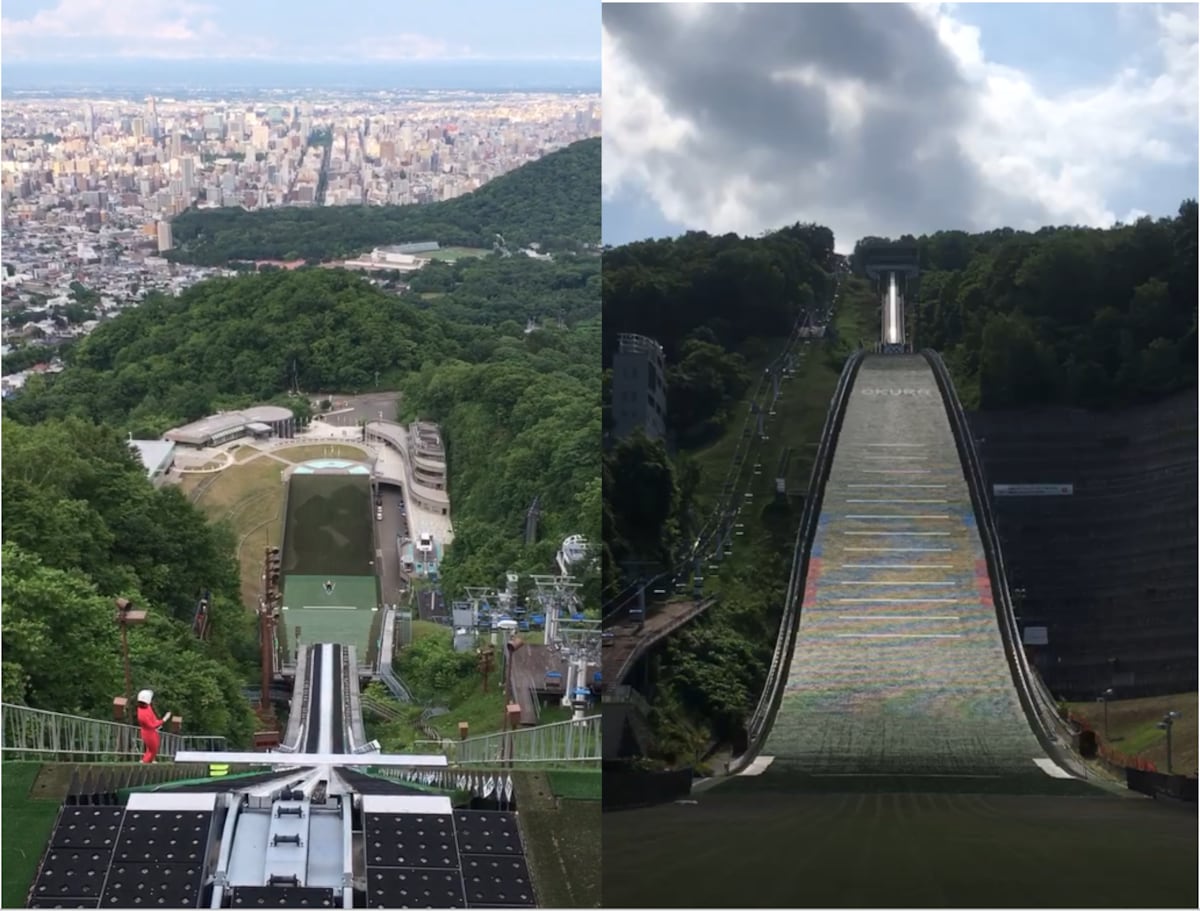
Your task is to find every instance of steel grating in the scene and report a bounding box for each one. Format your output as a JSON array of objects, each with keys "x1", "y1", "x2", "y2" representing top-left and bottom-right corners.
[
  {"x1": 460, "y1": 855, "x2": 535, "y2": 907},
  {"x1": 30, "y1": 848, "x2": 111, "y2": 903},
  {"x1": 113, "y1": 810, "x2": 213, "y2": 863},
  {"x1": 96, "y1": 809, "x2": 213, "y2": 907},
  {"x1": 364, "y1": 813, "x2": 458, "y2": 868},
  {"x1": 363, "y1": 809, "x2": 536, "y2": 908},
  {"x1": 97, "y1": 861, "x2": 202, "y2": 907},
  {"x1": 231, "y1": 886, "x2": 337, "y2": 906},
  {"x1": 365, "y1": 868, "x2": 465, "y2": 908},
  {"x1": 452, "y1": 811, "x2": 522, "y2": 856},
  {"x1": 50, "y1": 806, "x2": 126, "y2": 849}
]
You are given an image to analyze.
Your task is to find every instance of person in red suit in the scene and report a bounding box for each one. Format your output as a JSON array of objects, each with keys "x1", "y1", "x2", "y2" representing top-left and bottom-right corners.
[{"x1": 136, "y1": 689, "x2": 172, "y2": 763}]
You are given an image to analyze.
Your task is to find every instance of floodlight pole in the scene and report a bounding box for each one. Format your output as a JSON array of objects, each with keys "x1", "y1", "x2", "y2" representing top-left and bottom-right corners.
[
  {"x1": 113, "y1": 598, "x2": 148, "y2": 723},
  {"x1": 1098, "y1": 687, "x2": 1114, "y2": 740}
]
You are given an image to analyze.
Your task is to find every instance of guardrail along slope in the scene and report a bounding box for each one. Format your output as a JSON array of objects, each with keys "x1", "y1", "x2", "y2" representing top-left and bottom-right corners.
[{"x1": 761, "y1": 354, "x2": 1055, "y2": 776}]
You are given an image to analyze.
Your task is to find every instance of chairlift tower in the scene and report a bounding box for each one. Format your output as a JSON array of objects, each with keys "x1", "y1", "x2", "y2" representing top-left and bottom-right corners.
[
  {"x1": 463, "y1": 586, "x2": 500, "y2": 630},
  {"x1": 530, "y1": 574, "x2": 582, "y2": 647},
  {"x1": 552, "y1": 621, "x2": 602, "y2": 711}
]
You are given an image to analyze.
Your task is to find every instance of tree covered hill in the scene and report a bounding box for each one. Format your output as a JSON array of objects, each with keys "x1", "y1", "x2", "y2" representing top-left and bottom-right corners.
[
  {"x1": 2, "y1": 252, "x2": 601, "y2": 734},
  {"x1": 6, "y1": 257, "x2": 600, "y2": 438},
  {"x1": 602, "y1": 224, "x2": 836, "y2": 447},
  {"x1": 6, "y1": 268, "x2": 441, "y2": 436},
  {"x1": 854, "y1": 200, "x2": 1198, "y2": 409},
  {"x1": 2, "y1": 416, "x2": 260, "y2": 745},
  {"x1": 167, "y1": 138, "x2": 600, "y2": 265}
]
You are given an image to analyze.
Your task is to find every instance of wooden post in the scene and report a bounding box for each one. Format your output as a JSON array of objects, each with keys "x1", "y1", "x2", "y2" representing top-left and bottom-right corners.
[{"x1": 458, "y1": 722, "x2": 469, "y2": 741}]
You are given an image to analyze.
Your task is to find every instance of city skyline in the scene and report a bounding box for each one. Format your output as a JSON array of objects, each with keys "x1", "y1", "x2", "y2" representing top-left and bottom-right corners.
[{"x1": 603, "y1": 2, "x2": 1199, "y2": 251}]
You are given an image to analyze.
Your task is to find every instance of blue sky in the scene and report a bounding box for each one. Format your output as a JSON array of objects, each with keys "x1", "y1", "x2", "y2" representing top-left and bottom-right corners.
[
  {"x1": 603, "y1": 2, "x2": 1199, "y2": 250},
  {"x1": 1, "y1": 0, "x2": 599, "y2": 61}
]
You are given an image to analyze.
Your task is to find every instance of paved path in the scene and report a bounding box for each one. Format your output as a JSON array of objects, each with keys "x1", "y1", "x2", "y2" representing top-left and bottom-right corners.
[{"x1": 603, "y1": 599, "x2": 709, "y2": 695}]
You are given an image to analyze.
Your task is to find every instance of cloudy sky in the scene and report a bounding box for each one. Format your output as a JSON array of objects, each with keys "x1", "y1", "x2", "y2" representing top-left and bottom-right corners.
[
  {"x1": 0, "y1": 0, "x2": 599, "y2": 61},
  {"x1": 603, "y1": 2, "x2": 1199, "y2": 251}
]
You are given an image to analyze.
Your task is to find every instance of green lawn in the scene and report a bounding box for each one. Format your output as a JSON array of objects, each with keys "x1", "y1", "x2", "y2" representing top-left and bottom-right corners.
[
  {"x1": 516, "y1": 771, "x2": 600, "y2": 908},
  {"x1": 416, "y1": 246, "x2": 490, "y2": 261},
  {"x1": 601, "y1": 789, "x2": 1198, "y2": 908},
  {"x1": 2, "y1": 762, "x2": 61, "y2": 909},
  {"x1": 1067, "y1": 691, "x2": 1198, "y2": 775}
]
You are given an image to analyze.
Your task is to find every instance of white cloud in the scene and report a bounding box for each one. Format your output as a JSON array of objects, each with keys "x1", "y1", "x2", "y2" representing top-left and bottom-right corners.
[
  {"x1": 928, "y1": 2, "x2": 1197, "y2": 230},
  {"x1": 1, "y1": 0, "x2": 274, "y2": 58},
  {"x1": 604, "y1": 3, "x2": 1198, "y2": 250}
]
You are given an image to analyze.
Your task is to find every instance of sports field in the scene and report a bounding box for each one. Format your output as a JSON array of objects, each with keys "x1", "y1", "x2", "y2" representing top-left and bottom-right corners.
[
  {"x1": 281, "y1": 574, "x2": 379, "y2": 656},
  {"x1": 280, "y1": 472, "x2": 379, "y2": 658},
  {"x1": 282, "y1": 473, "x2": 374, "y2": 576}
]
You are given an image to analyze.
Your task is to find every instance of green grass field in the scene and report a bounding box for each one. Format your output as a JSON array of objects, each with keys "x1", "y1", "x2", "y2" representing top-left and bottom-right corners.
[
  {"x1": 281, "y1": 574, "x2": 380, "y2": 656},
  {"x1": 516, "y1": 771, "x2": 601, "y2": 908},
  {"x1": 2, "y1": 762, "x2": 61, "y2": 909},
  {"x1": 601, "y1": 789, "x2": 1198, "y2": 908},
  {"x1": 415, "y1": 246, "x2": 490, "y2": 261},
  {"x1": 179, "y1": 457, "x2": 286, "y2": 606},
  {"x1": 282, "y1": 473, "x2": 374, "y2": 576},
  {"x1": 1068, "y1": 691, "x2": 1198, "y2": 775}
]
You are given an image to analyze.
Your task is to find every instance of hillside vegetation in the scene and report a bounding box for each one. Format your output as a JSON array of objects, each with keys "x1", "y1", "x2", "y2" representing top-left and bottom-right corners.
[
  {"x1": 602, "y1": 224, "x2": 836, "y2": 588},
  {"x1": 601, "y1": 225, "x2": 848, "y2": 761},
  {"x1": 167, "y1": 138, "x2": 600, "y2": 264},
  {"x1": 2, "y1": 144, "x2": 601, "y2": 734},
  {"x1": 856, "y1": 199, "x2": 1197, "y2": 409},
  {"x1": 1, "y1": 417, "x2": 260, "y2": 745}
]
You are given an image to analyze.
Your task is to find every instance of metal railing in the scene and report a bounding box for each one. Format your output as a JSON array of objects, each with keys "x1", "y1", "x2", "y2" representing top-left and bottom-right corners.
[
  {"x1": 359, "y1": 693, "x2": 406, "y2": 723},
  {"x1": 376, "y1": 607, "x2": 413, "y2": 702},
  {"x1": 735, "y1": 348, "x2": 865, "y2": 768},
  {"x1": 2, "y1": 703, "x2": 227, "y2": 762},
  {"x1": 922, "y1": 349, "x2": 1085, "y2": 776},
  {"x1": 414, "y1": 715, "x2": 601, "y2": 766}
]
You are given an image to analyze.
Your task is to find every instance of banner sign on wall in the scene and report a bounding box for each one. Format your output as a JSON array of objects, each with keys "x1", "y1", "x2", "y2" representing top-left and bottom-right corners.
[
  {"x1": 1023, "y1": 626, "x2": 1049, "y2": 645},
  {"x1": 993, "y1": 484, "x2": 1073, "y2": 497}
]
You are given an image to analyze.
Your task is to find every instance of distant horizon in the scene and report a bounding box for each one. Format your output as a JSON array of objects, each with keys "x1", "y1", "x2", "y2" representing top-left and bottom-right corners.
[{"x1": 1, "y1": 58, "x2": 601, "y2": 94}]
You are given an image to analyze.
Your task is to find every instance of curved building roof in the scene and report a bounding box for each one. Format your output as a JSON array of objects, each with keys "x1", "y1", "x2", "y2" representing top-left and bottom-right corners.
[{"x1": 241, "y1": 405, "x2": 295, "y2": 423}]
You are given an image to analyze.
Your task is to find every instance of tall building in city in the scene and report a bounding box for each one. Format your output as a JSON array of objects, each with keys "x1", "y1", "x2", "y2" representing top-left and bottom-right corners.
[
  {"x1": 179, "y1": 156, "x2": 195, "y2": 195},
  {"x1": 145, "y1": 96, "x2": 159, "y2": 142},
  {"x1": 612, "y1": 333, "x2": 667, "y2": 441},
  {"x1": 156, "y1": 220, "x2": 173, "y2": 253},
  {"x1": 81, "y1": 102, "x2": 95, "y2": 139}
]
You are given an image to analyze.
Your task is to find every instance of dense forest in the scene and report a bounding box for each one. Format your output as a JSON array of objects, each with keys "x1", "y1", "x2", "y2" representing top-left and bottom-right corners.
[
  {"x1": 401, "y1": 264, "x2": 601, "y2": 603},
  {"x1": 602, "y1": 224, "x2": 837, "y2": 584},
  {"x1": 166, "y1": 138, "x2": 600, "y2": 265},
  {"x1": 855, "y1": 199, "x2": 1197, "y2": 409},
  {"x1": 6, "y1": 256, "x2": 599, "y2": 440},
  {"x1": 3, "y1": 255, "x2": 599, "y2": 727},
  {"x1": 2, "y1": 417, "x2": 261, "y2": 745}
]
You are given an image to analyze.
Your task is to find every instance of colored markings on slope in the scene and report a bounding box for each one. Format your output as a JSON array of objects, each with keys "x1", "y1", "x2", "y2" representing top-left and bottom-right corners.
[
  {"x1": 974, "y1": 559, "x2": 993, "y2": 610},
  {"x1": 811, "y1": 513, "x2": 829, "y2": 558},
  {"x1": 804, "y1": 558, "x2": 823, "y2": 607}
]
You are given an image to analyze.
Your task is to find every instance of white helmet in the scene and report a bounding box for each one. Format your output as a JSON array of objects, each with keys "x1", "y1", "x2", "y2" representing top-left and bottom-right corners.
[{"x1": 137, "y1": 689, "x2": 154, "y2": 704}]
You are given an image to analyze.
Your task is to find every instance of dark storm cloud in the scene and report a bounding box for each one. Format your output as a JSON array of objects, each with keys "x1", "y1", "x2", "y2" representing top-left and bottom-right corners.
[{"x1": 604, "y1": 3, "x2": 1024, "y2": 242}]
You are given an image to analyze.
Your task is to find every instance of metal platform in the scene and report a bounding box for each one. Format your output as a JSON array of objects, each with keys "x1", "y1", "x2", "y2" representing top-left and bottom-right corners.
[{"x1": 362, "y1": 807, "x2": 536, "y2": 908}]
